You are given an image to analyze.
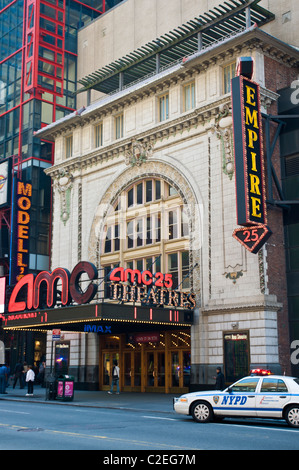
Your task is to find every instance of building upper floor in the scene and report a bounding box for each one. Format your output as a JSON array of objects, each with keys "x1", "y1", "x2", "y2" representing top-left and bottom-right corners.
[
  {"x1": 36, "y1": 26, "x2": 299, "y2": 173},
  {"x1": 76, "y1": 0, "x2": 299, "y2": 109}
]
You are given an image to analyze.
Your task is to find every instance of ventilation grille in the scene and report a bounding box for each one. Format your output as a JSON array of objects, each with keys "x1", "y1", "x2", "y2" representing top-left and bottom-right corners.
[{"x1": 285, "y1": 155, "x2": 299, "y2": 177}]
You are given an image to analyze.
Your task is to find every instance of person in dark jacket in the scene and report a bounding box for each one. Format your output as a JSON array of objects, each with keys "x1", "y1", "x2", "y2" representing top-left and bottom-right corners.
[
  {"x1": 13, "y1": 360, "x2": 24, "y2": 389},
  {"x1": 0, "y1": 364, "x2": 8, "y2": 394},
  {"x1": 214, "y1": 367, "x2": 225, "y2": 390}
]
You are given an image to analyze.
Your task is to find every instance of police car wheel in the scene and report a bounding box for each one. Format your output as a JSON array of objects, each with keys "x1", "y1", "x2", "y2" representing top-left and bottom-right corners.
[
  {"x1": 285, "y1": 406, "x2": 299, "y2": 428},
  {"x1": 191, "y1": 401, "x2": 213, "y2": 423}
]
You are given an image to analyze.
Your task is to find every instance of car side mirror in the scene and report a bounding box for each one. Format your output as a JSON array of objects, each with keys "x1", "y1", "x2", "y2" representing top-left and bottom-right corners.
[{"x1": 227, "y1": 386, "x2": 233, "y2": 393}]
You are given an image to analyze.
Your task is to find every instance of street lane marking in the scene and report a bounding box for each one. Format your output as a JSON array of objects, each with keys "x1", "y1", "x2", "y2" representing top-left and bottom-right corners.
[
  {"x1": 0, "y1": 422, "x2": 196, "y2": 449},
  {"x1": 226, "y1": 423, "x2": 299, "y2": 433},
  {"x1": 0, "y1": 409, "x2": 30, "y2": 415},
  {"x1": 142, "y1": 415, "x2": 178, "y2": 421}
]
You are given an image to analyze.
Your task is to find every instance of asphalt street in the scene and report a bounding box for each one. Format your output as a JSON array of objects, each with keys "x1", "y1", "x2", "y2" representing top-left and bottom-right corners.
[{"x1": 0, "y1": 386, "x2": 298, "y2": 451}]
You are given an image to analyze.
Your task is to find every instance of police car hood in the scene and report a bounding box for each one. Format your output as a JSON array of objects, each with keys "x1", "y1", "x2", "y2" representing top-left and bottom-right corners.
[{"x1": 182, "y1": 389, "x2": 228, "y2": 398}]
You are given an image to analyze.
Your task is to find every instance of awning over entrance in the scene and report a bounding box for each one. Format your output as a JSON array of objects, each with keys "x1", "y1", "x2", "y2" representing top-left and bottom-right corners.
[{"x1": 2, "y1": 301, "x2": 193, "y2": 332}]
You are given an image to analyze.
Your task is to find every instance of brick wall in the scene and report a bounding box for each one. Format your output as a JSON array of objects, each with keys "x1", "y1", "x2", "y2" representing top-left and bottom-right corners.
[{"x1": 263, "y1": 56, "x2": 299, "y2": 374}]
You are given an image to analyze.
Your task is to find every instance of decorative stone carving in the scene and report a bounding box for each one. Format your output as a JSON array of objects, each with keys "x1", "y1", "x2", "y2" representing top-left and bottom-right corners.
[
  {"x1": 224, "y1": 270, "x2": 243, "y2": 284},
  {"x1": 211, "y1": 105, "x2": 234, "y2": 180},
  {"x1": 55, "y1": 170, "x2": 74, "y2": 225},
  {"x1": 125, "y1": 139, "x2": 154, "y2": 167}
]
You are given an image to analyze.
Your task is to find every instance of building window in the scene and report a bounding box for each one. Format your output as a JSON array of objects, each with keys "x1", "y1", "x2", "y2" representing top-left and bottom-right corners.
[
  {"x1": 168, "y1": 253, "x2": 179, "y2": 288},
  {"x1": 65, "y1": 135, "x2": 73, "y2": 158},
  {"x1": 168, "y1": 207, "x2": 189, "y2": 240},
  {"x1": 104, "y1": 224, "x2": 120, "y2": 254},
  {"x1": 94, "y1": 122, "x2": 103, "y2": 147},
  {"x1": 159, "y1": 93, "x2": 169, "y2": 122},
  {"x1": 101, "y1": 178, "x2": 192, "y2": 291},
  {"x1": 167, "y1": 251, "x2": 190, "y2": 289},
  {"x1": 104, "y1": 226, "x2": 112, "y2": 253},
  {"x1": 183, "y1": 81, "x2": 195, "y2": 111},
  {"x1": 115, "y1": 113, "x2": 124, "y2": 139},
  {"x1": 125, "y1": 179, "x2": 162, "y2": 208},
  {"x1": 223, "y1": 61, "x2": 236, "y2": 94},
  {"x1": 168, "y1": 210, "x2": 178, "y2": 240},
  {"x1": 181, "y1": 251, "x2": 190, "y2": 289}
]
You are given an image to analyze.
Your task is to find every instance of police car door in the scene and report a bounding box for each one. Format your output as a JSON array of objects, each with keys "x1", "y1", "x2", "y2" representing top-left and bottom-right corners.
[
  {"x1": 256, "y1": 377, "x2": 291, "y2": 418},
  {"x1": 216, "y1": 377, "x2": 260, "y2": 417}
]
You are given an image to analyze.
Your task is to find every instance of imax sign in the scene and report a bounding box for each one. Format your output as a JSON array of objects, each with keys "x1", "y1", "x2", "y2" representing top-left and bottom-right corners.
[{"x1": 84, "y1": 325, "x2": 112, "y2": 333}]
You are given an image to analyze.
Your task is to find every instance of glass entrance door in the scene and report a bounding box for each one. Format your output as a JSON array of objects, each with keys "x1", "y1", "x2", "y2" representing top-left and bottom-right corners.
[
  {"x1": 124, "y1": 352, "x2": 131, "y2": 387},
  {"x1": 102, "y1": 352, "x2": 119, "y2": 389},
  {"x1": 146, "y1": 351, "x2": 165, "y2": 390},
  {"x1": 99, "y1": 330, "x2": 191, "y2": 393},
  {"x1": 170, "y1": 350, "x2": 190, "y2": 392},
  {"x1": 123, "y1": 351, "x2": 142, "y2": 391},
  {"x1": 134, "y1": 352, "x2": 141, "y2": 387}
]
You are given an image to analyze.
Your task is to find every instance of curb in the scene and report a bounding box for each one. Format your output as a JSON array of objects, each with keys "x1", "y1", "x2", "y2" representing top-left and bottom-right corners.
[{"x1": 0, "y1": 394, "x2": 174, "y2": 414}]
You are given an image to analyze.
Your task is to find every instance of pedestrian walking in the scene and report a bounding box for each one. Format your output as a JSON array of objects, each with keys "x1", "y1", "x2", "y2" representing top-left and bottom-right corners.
[
  {"x1": 214, "y1": 367, "x2": 225, "y2": 391},
  {"x1": 0, "y1": 364, "x2": 8, "y2": 394},
  {"x1": 25, "y1": 365, "x2": 35, "y2": 396},
  {"x1": 37, "y1": 361, "x2": 46, "y2": 387},
  {"x1": 13, "y1": 360, "x2": 24, "y2": 389},
  {"x1": 5, "y1": 364, "x2": 10, "y2": 389},
  {"x1": 22, "y1": 362, "x2": 28, "y2": 387},
  {"x1": 108, "y1": 360, "x2": 120, "y2": 394}
]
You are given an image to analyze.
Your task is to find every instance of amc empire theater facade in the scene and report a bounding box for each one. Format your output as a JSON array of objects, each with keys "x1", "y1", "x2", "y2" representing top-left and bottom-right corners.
[{"x1": 3, "y1": 2, "x2": 299, "y2": 393}]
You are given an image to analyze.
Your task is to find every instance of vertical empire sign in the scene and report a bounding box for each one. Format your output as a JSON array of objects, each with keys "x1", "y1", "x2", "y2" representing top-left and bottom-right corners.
[
  {"x1": 231, "y1": 57, "x2": 272, "y2": 253},
  {"x1": 10, "y1": 179, "x2": 32, "y2": 284}
]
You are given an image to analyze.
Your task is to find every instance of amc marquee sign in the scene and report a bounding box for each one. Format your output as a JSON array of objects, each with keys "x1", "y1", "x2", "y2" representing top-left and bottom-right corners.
[
  {"x1": 0, "y1": 261, "x2": 194, "y2": 329},
  {"x1": 231, "y1": 57, "x2": 272, "y2": 253}
]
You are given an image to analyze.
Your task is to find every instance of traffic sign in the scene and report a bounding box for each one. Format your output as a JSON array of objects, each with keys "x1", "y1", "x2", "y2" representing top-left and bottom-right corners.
[
  {"x1": 52, "y1": 329, "x2": 61, "y2": 340},
  {"x1": 232, "y1": 225, "x2": 272, "y2": 254}
]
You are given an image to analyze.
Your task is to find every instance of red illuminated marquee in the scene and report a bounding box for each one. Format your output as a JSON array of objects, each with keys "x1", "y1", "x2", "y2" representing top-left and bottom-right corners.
[
  {"x1": 8, "y1": 261, "x2": 98, "y2": 313},
  {"x1": 109, "y1": 267, "x2": 173, "y2": 288},
  {"x1": 5, "y1": 263, "x2": 196, "y2": 314},
  {"x1": 109, "y1": 267, "x2": 195, "y2": 310}
]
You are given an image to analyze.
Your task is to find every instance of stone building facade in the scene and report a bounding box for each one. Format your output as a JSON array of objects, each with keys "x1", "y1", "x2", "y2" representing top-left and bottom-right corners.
[{"x1": 34, "y1": 10, "x2": 299, "y2": 390}]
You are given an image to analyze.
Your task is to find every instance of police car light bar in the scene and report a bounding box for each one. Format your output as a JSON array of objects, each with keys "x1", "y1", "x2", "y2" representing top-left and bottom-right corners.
[{"x1": 250, "y1": 368, "x2": 273, "y2": 376}]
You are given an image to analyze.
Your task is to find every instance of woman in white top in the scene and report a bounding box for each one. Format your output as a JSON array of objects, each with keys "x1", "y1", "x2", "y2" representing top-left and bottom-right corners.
[
  {"x1": 108, "y1": 360, "x2": 120, "y2": 394},
  {"x1": 26, "y1": 365, "x2": 35, "y2": 396}
]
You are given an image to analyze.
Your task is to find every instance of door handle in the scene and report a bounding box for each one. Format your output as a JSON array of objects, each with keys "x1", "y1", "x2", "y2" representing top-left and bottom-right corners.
[
  {"x1": 280, "y1": 396, "x2": 287, "y2": 399},
  {"x1": 248, "y1": 396, "x2": 255, "y2": 398}
]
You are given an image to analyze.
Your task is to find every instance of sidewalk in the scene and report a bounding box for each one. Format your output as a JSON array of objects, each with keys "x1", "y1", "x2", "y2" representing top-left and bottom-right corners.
[{"x1": 0, "y1": 385, "x2": 179, "y2": 414}]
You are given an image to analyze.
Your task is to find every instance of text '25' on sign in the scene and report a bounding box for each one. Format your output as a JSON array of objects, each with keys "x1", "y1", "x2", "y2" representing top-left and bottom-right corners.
[{"x1": 232, "y1": 225, "x2": 272, "y2": 254}]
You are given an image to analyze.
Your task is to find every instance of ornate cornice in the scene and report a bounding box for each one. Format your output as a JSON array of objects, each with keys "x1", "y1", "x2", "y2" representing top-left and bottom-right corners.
[
  {"x1": 45, "y1": 95, "x2": 232, "y2": 179},
  {"x1": 202, "y1": 296, "x2": 282, "y2": 315},
  {"x1": 45, "y1": 81, "x2": 278, "y2": 182}
]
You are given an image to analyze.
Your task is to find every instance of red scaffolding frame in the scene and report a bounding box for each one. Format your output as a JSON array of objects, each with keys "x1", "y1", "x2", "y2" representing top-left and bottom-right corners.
[{"x1": 24, "y1": 0, "x2": 66, "y2": 97}]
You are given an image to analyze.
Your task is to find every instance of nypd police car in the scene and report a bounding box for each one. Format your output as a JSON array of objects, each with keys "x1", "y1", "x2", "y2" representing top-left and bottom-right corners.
[{"x1": 173, "y1": 375, "x2": 299, "y2": 427}]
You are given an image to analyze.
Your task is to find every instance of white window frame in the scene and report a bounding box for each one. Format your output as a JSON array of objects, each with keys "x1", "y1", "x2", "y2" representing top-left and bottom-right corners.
[
  {"x1": 94, "y1": 122, "x2": 103, "y2": 147},
  {"x1": 65, "y1": 134, "x2": 73, "y2": 158},
  {"x1": 183, "y1": 80, "x2": 195, "y2": 112}
]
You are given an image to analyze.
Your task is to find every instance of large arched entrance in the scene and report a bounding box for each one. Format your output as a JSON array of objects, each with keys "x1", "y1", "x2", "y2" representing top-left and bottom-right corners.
[{"x1": 88, "y1": 160, "x2": 201, "y2": 393}]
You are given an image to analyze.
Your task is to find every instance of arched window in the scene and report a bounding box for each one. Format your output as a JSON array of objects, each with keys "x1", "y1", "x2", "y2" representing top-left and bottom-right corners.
[{"x1": 101, "y1": 177, "x2": 190, "y2": 290}]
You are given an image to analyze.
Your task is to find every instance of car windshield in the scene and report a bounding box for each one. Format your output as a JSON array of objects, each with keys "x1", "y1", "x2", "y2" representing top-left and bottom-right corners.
[
  {"x1": 229, "y1": 377, "x2": 260, "y2": 392},
  {"x1": 293, "y1": 378, "x2": 299, "y2": 387}
]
